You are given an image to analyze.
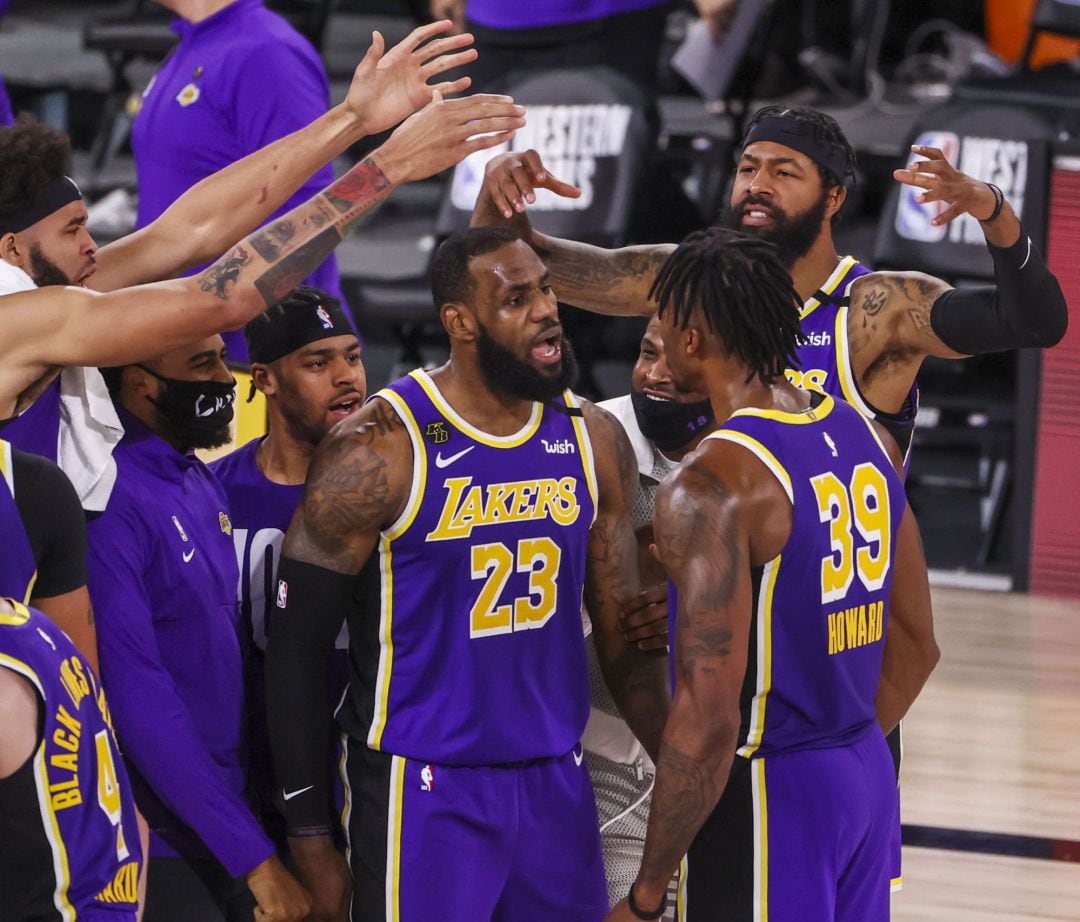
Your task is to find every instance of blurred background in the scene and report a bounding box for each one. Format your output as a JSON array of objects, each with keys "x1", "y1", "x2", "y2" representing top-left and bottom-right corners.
[{"x1": 2, "y1": 0, "x2": 1078, "y2": 594}]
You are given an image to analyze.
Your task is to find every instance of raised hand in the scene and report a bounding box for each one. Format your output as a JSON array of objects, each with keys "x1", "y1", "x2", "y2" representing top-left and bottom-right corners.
[
  {"x1": 373, "y1": 92, "x2": 526, "y2": 186},
  {"x1": 346, "y1": 21, "x2": 479, "y2": 136},
  {"x1": 893, "y1": 144, "x2": 1003, "y2": 227},
  {"x1": 481, "y1": 149, "x2": 583, "y2": 219}
]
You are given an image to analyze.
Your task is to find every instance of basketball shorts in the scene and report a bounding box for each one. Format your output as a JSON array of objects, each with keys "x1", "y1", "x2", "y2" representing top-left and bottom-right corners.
[
  {"x1": 341, "y1": 736, "x2": 609, "y2": 921},
  {"x1": 886, "y1": 722, "x2": 903, "y2": 891},
  {"x1": 677, "y1": 727, "x2": 895, "y2": 922}
]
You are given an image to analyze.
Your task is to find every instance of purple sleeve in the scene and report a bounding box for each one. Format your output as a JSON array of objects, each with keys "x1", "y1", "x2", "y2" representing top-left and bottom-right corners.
[
  {"x1": 87, "y1": 501, "x2": 274, "y2": 878},
  {"x1": 0, "y1": 75, "x2": 14, "y2": 127}
]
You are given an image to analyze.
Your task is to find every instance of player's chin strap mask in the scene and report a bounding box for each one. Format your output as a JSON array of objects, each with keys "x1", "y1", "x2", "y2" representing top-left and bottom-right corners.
[
  {"x1": 0, "y1": 176, "x2": 83, "y2": 235},
  {"x1": 630, "y1": 388, "x2": 714, "y2": 455},
  {"x1": 136, "y1": 365, "x2": 237, "y2": 431},
  {"x1": 742, "y1": 116, "x2": 848, "y2": 184}
]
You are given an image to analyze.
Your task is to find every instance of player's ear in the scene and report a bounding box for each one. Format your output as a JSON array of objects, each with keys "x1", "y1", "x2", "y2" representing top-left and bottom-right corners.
[
  {"x1": 250, "y1": 363, "x2": 276, "y2": 397},
  {"x1": 441, "y1": 301, "x2": 476, "y2": 342},
  {"x1": 0, "y1": 231, "x2": 21, "y2": 267},
  {"x1": 825, "y1": 183, "x2": 847, "y2": 221}
]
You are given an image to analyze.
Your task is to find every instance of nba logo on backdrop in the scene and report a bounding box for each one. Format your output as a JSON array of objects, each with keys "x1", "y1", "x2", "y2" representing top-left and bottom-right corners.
[{"x1": 895, "y1": 131, "x2": 960, "y2": 243}]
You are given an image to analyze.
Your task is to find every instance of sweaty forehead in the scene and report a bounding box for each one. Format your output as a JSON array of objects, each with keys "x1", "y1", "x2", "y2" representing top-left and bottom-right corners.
[{"x1": 470, "y1": 242, "x2": 546, "y2": 293}]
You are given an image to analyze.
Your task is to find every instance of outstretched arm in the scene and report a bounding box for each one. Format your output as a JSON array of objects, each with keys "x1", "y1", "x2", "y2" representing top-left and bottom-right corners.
[
  {"x1": 266, "y1": 399, "x2": 413, "y2": 921},
  {"x1": 2, "y1": 91, "x2": 522, "y2": 413},
  {"x1": 470, "y1": 149, "x2": 672, "y2": 316},
  {"x1": 612, "y1": 457, "x2": 752, "y2": 919},
  {"x1": 582, "y1": 402, "x2": 670, "y2": 762},
  {"x1": 92, "y1": 21, "x2": 479, "y2": 290},
  {"x1": 852, "y1": 144, "x2": 1068, "y2": 379}
]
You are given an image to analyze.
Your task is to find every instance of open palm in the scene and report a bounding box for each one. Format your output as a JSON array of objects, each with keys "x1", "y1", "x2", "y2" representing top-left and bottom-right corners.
[{"x1": 346, "y1": 20, "x2": 478, "y2": 136}]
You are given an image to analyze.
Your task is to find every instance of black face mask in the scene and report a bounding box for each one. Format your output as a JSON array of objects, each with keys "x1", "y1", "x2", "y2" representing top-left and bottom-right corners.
[
  {"x1": 630, "y1": 388, "x2": 714, "y2": 455},
  {"x1": 137, "y1": 365, "x2": 236, "y2": 449}
]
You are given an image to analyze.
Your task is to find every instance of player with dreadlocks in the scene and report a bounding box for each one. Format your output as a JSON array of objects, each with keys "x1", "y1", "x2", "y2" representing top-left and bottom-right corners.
[{"x1": 604, "y1": 227, "x2": 937, "y2": 922}]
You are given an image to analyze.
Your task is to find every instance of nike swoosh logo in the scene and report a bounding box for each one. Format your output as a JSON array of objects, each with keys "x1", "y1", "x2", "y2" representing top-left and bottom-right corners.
[
  {"x1": 182, "y1": 548, "x2": 195, "y2": 563},
  {"x1": 435, "y1": 446, "x2": 475, "y2": 469},
  {"x1": 573, "y1": 746, "x2": 584, "y2": 767},
  {"x1": 282, "y1": 785, "x2": 314, "y2": 801}
]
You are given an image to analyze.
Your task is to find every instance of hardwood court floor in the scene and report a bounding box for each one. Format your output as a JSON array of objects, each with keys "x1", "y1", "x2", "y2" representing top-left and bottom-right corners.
[{"x1": 891, "y1": 587, "x2": 1080, "y2": 921}]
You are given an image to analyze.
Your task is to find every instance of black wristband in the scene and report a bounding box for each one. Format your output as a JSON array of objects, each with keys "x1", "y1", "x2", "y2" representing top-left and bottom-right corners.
[
  {"x1": 286, "y1": 824, "x2": 334, "y2": 838},
  {"x1": 628, "y1": 882, "x2": 666, "y2": 920},
  {"x1": 980, "y1": 182, "x2": 1005, "y2": 223}
]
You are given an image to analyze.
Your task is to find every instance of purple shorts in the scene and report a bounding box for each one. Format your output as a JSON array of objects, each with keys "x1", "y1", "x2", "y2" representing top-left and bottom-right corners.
[
  {"x1": 677, "y1": 727, "x2": 895, "y2": 921},
  {"x1": 341, "y1": 736, "x2": 609, "y2": 920}
]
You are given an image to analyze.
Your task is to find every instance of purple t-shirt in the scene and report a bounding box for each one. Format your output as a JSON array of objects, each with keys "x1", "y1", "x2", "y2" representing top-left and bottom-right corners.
[
  {"x1": 130, "y1": 0, "x2": 344, "y2": 361},
  {"x1": 466, "y1": 0, "x2": 668, "y2": 29},
  {"x1": 0, "y1": 74, "x2": 13, "y2": 126},
  {"x1": 86, "y1": 410, "x2": 273, "y2": 877}
]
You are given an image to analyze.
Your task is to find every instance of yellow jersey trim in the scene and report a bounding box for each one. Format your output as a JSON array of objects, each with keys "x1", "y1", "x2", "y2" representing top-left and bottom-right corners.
[
  {"x1": 373, "y1": 391, "x2": 428, "y2": 542},
  {"x1": 800, "y1": 255, "x2": 858, "y2": 320},
  {"x1": 368, "y1": 536, "x2": 396, "y2": 751},
  {"x1": 890, "y1": 876, "x2": 904, "y2": 893},
  {"x1": 411, "y1": 369, "x2": 542, "y2": 448},
  {"x1": 677, "y1": 854, "x2": 689, "y2": 919},
  {"x1": 834, "y1": 306, "x2": 876, "y2": 419},
  {"x1": 753, "y1": 758, "x2": 769, "y2": 921},
  {"x1": 0, "y1": 647, "x2": 76, "y2": 922},
  {"x1": 565, "y1": 391, "x2": 599, "y2": 526},
  {"x1": 705, "y1": 432, "x2": 794, "y2": 505},
  {"x1": 728, "y1": 393, "x2": 837, "y2": 427},
  {"x1": 386, "y1": 754, "x2": 406, "y2": 921},
  {"x1": 338, "y1": 731, "x2": 353, "y2": 869},
  {"x1": 737, "y1": 555, "x2": 779, "y2": 758},
  {"x1": 0, "y1": 438, "x2": 14, "y2": 495}
]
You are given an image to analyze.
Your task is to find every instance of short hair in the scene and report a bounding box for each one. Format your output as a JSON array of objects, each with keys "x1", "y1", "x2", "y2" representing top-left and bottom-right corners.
[
  {"x1": 649, "y1": 227, "x2": 803, "y2": 383},
  {"x1": 430, "y1": 227, "x2": 523, "y2": 308},
  {"x1": 741, "y1": 105, "x2": 857, "y2": 190},
  {"x1": 0, "y1": 115, "x2": 72, "y2": 224}
]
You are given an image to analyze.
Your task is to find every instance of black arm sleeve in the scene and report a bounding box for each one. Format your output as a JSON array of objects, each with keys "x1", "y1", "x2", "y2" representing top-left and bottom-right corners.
[
  {"x1": 930, "y1": 227, "x2": 1069, "y2": 355},
  {"x1": 265, "y1": 555, "x2": 353, "y2": 835},
  {"x1": 11, "y1": 449, "x2": 88, "y2": 599}
]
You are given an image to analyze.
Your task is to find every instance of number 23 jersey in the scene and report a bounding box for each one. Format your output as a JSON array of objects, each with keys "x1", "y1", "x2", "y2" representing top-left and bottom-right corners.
[{"x1": 338, "y1": 370, "x2": 598, "y2": 765}]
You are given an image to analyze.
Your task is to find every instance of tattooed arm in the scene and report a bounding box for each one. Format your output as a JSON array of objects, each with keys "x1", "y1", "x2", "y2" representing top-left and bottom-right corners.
[
  {"x1": 265, "y1": 398, "x2": 412, "y2": 921},
  {"x1": 3, "y1": 92, "x2": 523, "y2": 403},
  {"x1": 622, "y1": 449, "x2": 755, "y2": 913},
  {"x1": 470, "y1": 149, "x2": 673, "y2": 316},
  {"x1": 91, "y1": 20, "x2": 480, "y2": 289},
  {"x1": 581, "y1": 401, "x2": 670, "y2": 762}
]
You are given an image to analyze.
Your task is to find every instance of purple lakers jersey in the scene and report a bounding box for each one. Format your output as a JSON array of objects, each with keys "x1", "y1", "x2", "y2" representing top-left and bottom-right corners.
[
  {"x1": 707, "y1": 393, "x2": 907, "y2": 756},
  {"x1": 0, "y1": 602, "x2": 142, "y2": 919},
  {"x1": 1, "y1": 380, "x2": 61, "y2": 463},
  {"x1": 789, "y1": 257, "x2": 919, "y2": 459},
  {"x1": 338, "y1": 370, "x2": 598, "y2": 765},
  {"x1": 211, "y1": 438, "x2": 304, "y2": 653},
  {"x1": 0, "y1": 439, "x2": 38, "y2": 603}
]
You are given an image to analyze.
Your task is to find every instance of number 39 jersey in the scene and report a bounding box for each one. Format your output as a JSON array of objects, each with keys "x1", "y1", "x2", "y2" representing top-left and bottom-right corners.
[
  {"x1": 338, "y1": 370, "x2": 598, "y2": 766},
  {"x1": 708, "y1": 392, "x2": 907, "y2": 758},
  {"x1": 0, "y1": 602, "x2": 141, "y2": 920}
]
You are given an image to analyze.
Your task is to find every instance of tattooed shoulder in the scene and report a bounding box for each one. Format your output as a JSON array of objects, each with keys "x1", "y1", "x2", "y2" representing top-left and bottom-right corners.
[{"x1": 580, "y1": 399, "x2": 638, "y2": 503}]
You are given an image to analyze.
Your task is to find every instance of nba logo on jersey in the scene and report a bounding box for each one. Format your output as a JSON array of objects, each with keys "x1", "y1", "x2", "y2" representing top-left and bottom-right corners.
[
  {"x1": 895, "y1": 131, "x2": 959, "y2": 243},
  {"x1": 276, "y1": 579, "x2": 288, "y2": 609},
  {"x1": 420, "y1": 764, "x2": 434, "y2": 792},
  {"x1": 316, "y1": 305, "x2": 333, "y2": 329}
]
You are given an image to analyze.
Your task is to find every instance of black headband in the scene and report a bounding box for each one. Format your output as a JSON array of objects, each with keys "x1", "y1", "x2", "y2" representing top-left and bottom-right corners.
[
  {"x1": 742, "y1": 116, "x2": 848, "y2": 183},
  {"x1": 245, "y1": 297, "x2": 354, "y2": 366},
  {"x1": 0, "y1": 175, "x2": 83, "y2": 234}
]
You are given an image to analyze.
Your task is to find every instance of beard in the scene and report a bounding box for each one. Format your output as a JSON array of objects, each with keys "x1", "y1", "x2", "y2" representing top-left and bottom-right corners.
[
  {"x1": 720, "y1": 191, "x2": 830, "y2": 268},
  {"x1": 28, "y1": 243, "x2": 74, "y2": 287},
  {"x1": 152, "y1": 405, "x2": 232, "y2": 453},
  {"x1": 475, "y1": 325, "x2": 579, "y2": 403}
]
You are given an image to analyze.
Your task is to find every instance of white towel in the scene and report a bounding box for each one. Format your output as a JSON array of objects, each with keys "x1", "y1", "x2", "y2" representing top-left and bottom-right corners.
[{"x1": 0, "y1": 261, "x2": 123, "y2": 510}]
